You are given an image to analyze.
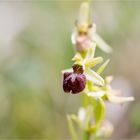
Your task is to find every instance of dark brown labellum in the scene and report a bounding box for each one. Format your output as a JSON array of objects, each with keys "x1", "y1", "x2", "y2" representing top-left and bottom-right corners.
[{"x1": 63, "y1": 72, "x2": 86, "y2": 94}]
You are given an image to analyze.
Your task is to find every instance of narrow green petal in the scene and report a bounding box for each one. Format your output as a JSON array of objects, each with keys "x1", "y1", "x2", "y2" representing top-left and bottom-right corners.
[
  {"x1": 71, "y1": 28, "x2": 77, "y2": 45},
  {"x1": 72, "y1": 53, "x2": 83, "y2": 62},
  {"x1": 86, "y1": 69, "x2": 104, "y2": 86},
  {"x1": 90, "y1": 42, "x2": 96, "y2": 59},
  {"x1": 86, "y1": 91, "x2": 105, "y2": 98},
  {"x1": 85, "y1": 57, "x2": 103, "y2": 68},
  {"x1": 97, "y1": 59, "x2": 110, "y2": 75},
  {"x1": 78, "y1": 2, "x2": 90, "y2": 31},
  {"x1": 107, "y1": 93, "x2": 134, "y2": 104},
  {"x1": 85, "y1": 42, "x2": 96, "y2": 59},
  {"x1": 93, "y1": 33, "x2": 113, "y2": 53}
]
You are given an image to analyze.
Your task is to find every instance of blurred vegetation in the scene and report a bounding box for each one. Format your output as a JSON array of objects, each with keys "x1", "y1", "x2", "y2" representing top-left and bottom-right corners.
[{"x1": 0, "y1": 0, "x2": 139, "y2": 139}]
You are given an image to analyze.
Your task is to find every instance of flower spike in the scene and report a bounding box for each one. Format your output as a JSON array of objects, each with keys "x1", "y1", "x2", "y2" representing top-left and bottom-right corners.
[{"x1": 62, "y1": 1, "x2": 134, "y2": 139}]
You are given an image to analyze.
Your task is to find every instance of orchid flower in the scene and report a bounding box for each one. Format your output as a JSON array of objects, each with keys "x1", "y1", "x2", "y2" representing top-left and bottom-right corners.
[{"x1": 62, "y1": 1, "x2": 134, "y2": 139}]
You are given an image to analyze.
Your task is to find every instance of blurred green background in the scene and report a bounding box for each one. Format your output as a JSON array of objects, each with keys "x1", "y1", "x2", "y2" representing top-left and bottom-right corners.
[{"x1": 0, "y1": 0, "x2": 140, "y2": 139}]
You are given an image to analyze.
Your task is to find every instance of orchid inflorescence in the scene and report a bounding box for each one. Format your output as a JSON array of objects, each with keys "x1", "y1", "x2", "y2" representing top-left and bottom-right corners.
[{"x1": 62, "y1": 2, "x2": 134, "y2": 140}]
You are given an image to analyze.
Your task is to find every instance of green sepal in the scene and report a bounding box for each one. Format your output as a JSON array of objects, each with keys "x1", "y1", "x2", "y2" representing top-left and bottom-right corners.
[{"x1": 97, "y1": 59, "x2": 110, "y2": 75}]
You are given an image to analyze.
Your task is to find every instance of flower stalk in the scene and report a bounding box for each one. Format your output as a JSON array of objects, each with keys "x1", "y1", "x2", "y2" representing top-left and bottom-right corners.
[{"x1": 62, "y1": 1, "x2": 134, "y2": 139}]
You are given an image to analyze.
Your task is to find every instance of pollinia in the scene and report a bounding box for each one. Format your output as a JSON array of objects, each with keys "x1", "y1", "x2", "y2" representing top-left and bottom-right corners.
[{"x1": 62, "y1": 2, "x2": 134, "y2": 140}]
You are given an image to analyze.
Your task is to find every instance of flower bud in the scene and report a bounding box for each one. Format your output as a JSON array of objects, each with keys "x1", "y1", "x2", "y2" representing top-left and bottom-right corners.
[
  {"x1": 77, "y1": 2, "x2": 90, "y2": 34},
  {"x1": 75, "y1": 35, "x2": 91, "y2": 52},
  {"x1": 71, "y1": 23, "x2": 96, "y2": 53}
]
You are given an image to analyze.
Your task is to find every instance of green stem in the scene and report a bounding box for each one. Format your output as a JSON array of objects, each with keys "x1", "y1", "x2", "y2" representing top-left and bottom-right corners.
[
  {"x1": 91, "y1": 98, "x2": 105, "y2": 132},
  {"x1": 83, "y1": 130, "x2": 90, "y2": 140}
]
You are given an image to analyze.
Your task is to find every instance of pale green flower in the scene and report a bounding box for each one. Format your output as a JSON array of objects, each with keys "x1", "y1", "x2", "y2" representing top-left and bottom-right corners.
[{"x1": 86, "y1": 76, "x2": 134, "y2": 104}]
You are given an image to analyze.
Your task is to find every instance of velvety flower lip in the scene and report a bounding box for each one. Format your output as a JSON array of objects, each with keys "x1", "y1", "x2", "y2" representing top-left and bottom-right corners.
[{"x1": 63, "y1": 70, "x2": 86, "y2": 94}]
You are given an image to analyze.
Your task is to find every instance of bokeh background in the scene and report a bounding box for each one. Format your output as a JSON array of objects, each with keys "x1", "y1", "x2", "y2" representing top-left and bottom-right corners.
[{"x1": 0, "y1": 0, "x2": 140, "y2": 139}]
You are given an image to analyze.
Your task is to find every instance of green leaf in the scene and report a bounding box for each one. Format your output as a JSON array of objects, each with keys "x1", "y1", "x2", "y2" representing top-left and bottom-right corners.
[{"x1": 90, "y1": 98, "x2": 105, "y2": 130}]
